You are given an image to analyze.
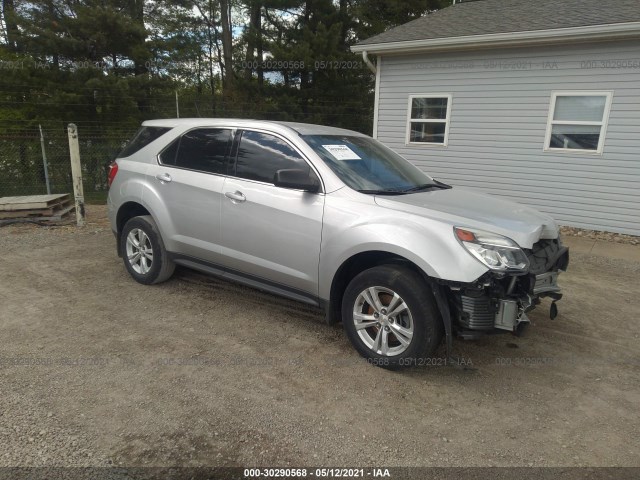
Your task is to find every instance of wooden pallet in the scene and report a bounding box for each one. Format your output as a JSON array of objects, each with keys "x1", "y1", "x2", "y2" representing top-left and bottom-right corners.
[
  {"x1": 0, "y1": 194, "x2": 71, "y2": 211},
  {"x1": 0, "y1": 205, "x2": 75, "y2": 224},
  {"x1": 0, "y1": 197, "x2": 74, "y2": 219},
  {"x1": 0, "y1": 194, "x2": 75, "y2": 221}
]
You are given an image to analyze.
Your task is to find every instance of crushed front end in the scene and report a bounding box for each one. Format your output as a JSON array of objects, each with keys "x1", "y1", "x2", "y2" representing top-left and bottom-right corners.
[{"x1": 448, "y1": 232, "x2": 569, "y2": 337}]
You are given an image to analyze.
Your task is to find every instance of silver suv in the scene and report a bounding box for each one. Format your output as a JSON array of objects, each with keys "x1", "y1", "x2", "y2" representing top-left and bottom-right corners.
[{"x1": 107, "y1": 119, "x2": 569, "y2": 368}]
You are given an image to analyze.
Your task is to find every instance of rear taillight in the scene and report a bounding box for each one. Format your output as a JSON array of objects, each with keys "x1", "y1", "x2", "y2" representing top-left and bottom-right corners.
[{"x1": 107, "y1": 161, "x2": 118, "y2": 188}]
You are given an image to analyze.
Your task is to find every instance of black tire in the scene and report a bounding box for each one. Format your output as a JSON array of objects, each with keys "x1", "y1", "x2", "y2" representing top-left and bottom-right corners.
[
  {"x1": 120, "y1": 215, "x2": 175, "y2": 285},
  {"x1": 342, "y1": 265, "x2": 443, "y2": 369}
]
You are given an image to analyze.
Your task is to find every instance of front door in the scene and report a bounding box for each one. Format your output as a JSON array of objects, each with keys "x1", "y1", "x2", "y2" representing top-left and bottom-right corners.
[{"x1": 219, "y1": 130, "x2": 324, "y2": 297}]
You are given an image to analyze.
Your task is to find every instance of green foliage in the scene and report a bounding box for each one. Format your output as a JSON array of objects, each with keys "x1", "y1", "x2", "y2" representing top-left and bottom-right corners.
[
  {"x1": 0, "y1": 0, "x2": 452, "y2": 135},
  {"x1": 0, "y1": 0, "x2": 453, "y2": 198}
]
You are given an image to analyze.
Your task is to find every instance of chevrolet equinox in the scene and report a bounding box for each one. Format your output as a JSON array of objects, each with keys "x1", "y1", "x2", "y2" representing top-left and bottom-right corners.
[{"x1": 107, "y1": 119, "x2": 569, "y2": 368}]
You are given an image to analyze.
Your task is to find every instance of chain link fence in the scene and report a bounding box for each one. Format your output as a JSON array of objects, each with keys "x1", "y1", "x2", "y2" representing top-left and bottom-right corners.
[
  {"x1": 0, "y1": 127, "x2": 134, "y2": 203},
  {"x1": 0, "y1": 105, "x2": 373, "y2": 204}
]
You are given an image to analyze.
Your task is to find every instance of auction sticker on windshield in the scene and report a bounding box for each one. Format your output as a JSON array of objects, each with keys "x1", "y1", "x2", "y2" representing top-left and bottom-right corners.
[{"x1": 322, "y1": 144, "x2": 361, "y2": 160}]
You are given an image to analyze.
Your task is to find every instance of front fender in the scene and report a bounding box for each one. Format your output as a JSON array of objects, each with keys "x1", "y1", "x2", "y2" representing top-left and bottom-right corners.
[{"x1": 318, "y1": 209, "x2": 488, "y2": 300}]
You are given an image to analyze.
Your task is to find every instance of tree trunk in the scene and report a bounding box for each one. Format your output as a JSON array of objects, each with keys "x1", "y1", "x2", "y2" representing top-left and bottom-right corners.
[
  {"x1": 46, "y1": 0, "x2": 59, "y2": 68},
  {"x1": 130, "y1": 0, "x2": 149, "y2": 113},
  {"x1": 3, "y1": 0, "x2": 20, "y2": 51},
  {"x1": 131, "y1": 0, "x2": 147, "y2": 76},
  {"x1": 207, "y1": 0, "x2": 217, "y2": 115},
  {"x1": 256, "y1": 5, "x2": 263, "y2": 87},
  {"x1": 244, "y1": 1, "x2": 262, "y2": 86},
  {"x1": 299, "y1": 1, "x2": 311, "y2": 93},
  {"x1": 339, "y1": 0, "x2": 348, "y2": 49},
  {"x1": 196, "y1": 55, "x2": 203, "y2": 95},
  {"x1": 219, "y1": 0, "x2": 234, "y2": 98},
  {"x1": 244, "y1": 2, "x2": 256, "y2": 81}
]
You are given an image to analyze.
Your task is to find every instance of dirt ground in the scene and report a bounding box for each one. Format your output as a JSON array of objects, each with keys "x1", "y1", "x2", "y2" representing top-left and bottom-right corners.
[{"x1": 0, "y1": 205, "x2": 638, "y2": 469}]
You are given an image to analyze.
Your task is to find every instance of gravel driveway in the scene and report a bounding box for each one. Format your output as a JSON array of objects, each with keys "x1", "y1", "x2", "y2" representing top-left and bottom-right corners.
[{"x1": 0, "y1": 206, "x2": 638, "y2": 470}]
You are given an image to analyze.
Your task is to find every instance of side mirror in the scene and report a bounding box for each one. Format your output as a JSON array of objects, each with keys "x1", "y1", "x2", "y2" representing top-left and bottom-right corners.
[{"x1": 273, "y1": 169, "x2": 320, "y2": 193}]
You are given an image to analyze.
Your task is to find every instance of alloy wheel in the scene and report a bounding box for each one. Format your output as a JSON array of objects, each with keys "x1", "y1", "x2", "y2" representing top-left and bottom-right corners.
[
  {"x1": 126, "y1": 228, "x2": 154, "y2": 275},
  {"x1": 352, "y1": 286, "x2": 414, "y2": 356}
]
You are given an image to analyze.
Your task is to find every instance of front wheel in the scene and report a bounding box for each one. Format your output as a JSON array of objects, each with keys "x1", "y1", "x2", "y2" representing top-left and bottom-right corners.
[{"x1": 342, "y1": 265, "x2": 443, "y2": 368}]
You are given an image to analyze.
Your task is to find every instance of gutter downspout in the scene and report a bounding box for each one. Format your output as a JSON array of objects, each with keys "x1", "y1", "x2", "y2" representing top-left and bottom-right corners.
[{"x1": 362, "y1": 51, "x2": 377, "y2": 74}]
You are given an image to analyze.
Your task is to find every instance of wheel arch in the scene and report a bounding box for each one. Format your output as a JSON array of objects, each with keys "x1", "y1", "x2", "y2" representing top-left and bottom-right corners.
[
  {"x1": 326, "y1": 250, "x2": 432, "y2": 325},
  {"x1": 115, "y1": 201, "x2": 152, "y2": 257}
]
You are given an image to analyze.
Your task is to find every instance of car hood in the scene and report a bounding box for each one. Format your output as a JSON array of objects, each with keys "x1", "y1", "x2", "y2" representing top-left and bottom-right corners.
[{"x1": 374, "y1": 187, "x2": 559, "y2": 249}]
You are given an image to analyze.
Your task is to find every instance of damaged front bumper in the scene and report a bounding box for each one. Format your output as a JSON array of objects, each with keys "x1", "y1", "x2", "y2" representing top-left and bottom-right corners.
[{"x1": 450, "y1": 237, "x2": 569, "y2": 337}]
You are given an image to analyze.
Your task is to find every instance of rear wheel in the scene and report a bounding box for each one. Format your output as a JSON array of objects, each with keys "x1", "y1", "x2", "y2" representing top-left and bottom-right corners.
[
  {"x1": 342, "y1": 265, "x2": 442, "y2": 368},
  {"x1": 121, "y1": 215, "x2": 175, "y2": 285}
]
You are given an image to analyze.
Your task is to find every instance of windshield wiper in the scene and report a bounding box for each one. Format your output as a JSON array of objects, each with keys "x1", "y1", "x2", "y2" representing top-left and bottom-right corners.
[
  {"x1": 400, "y1": 181, "x2": 452, "y2": 193},
  {"x1": 358, "y1": 180, "x2": 452, "y2": 195},
  {"x1": 357, "y1": 189, "x2": 407, "y2": 195}
]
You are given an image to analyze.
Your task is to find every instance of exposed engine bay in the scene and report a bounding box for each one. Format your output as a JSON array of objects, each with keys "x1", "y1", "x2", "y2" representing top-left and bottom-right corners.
[{"x1": 448, "y1": 237, "x2": 569, "y2": 337}]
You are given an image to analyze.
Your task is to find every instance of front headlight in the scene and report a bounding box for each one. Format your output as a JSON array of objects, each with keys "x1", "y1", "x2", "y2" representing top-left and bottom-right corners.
[{"x1": 454, "y1": 227, "x2": 529, "y2": 273}]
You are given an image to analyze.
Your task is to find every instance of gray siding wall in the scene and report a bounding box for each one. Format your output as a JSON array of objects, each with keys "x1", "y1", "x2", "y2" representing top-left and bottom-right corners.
[{"x1": 375, "y1": 40, "x2": 640, "y2": 235}]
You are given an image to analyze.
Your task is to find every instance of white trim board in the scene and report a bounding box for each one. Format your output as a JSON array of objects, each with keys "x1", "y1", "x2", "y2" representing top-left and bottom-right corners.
[{"x1": 351, "y1": 22, "x2": 640, "y2": 55}]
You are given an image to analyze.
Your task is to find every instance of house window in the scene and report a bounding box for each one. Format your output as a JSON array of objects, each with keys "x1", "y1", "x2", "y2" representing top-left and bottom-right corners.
[
  {"x1": 406, "y1": 94, "x2": 452, "y2": 146},
  {"x1": 544, "y1": 92, "x2": 613, "y2": 154}
]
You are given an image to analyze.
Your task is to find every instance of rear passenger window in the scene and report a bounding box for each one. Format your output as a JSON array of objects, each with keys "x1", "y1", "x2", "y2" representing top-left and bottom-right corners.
[
  {"x1": 235, "y1": 131, "x2": 309, "y2": 183},
  {"x1": 160, "y1": 128, "x2": 233, "y2": 174}
]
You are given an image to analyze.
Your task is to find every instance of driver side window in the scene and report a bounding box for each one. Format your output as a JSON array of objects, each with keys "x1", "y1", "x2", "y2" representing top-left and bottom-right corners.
[{"x1": 233, "y1": 130, "x2": 311, "y2": 184}]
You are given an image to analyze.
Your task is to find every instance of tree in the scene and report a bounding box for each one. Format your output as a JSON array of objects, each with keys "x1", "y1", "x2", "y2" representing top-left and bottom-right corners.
[
  {"x1": 351, "y1": 0, "x2": 451, "y2": 40},
  {"x1": 0, "y1": 0, "x2": 178, "y2": 131},
  {"x1": 244, "y1": 0, "x2": 263, "y2": 85},
  {"x1": 2, "y1": 0, "x2": 20, "y2": 51},
  {"x1": 0, "y1": 0, "x2": 453, "y2": 133},
  {"x1": 191, "y1": 0, "x2": 236, "y2": 100}
]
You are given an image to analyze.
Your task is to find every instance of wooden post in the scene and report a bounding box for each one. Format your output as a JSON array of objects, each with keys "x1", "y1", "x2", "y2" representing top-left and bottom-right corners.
[{"x1": 67, "y1": 123, "x2": 85, "y2": 226}]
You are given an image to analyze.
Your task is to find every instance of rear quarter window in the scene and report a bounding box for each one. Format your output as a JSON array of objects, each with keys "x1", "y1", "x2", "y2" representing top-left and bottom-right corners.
[{"x1": 118, "y1": 127, "x2": 172, "y2": 158}]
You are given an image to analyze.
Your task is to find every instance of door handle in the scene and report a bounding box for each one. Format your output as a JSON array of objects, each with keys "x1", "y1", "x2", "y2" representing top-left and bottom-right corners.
[
  {"x1": 225, "y1": 191, "x2": 246, "y2": 203},
  {"x1": 155, "y1": 173, "x2": 172, "y2": 183}
]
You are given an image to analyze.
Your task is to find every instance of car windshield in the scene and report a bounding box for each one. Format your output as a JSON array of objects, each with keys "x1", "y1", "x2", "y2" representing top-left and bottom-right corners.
[{"x1": 302, "y1": 134, "x2": 438, "y2": 193}]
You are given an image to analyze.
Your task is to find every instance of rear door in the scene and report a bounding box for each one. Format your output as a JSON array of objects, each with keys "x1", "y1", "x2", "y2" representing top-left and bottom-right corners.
[
  {"x1": 147, "y1": 128, "x2": 233, "y2": 263},
  {"x1": 219, "y1": 129, "x2": 324, "y2": 298}
]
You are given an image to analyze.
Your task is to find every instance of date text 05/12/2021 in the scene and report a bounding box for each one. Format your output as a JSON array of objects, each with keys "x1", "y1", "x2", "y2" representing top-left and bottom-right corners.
[{"x1": 243, "y1": 468, "x2": 392, "y2": 478}]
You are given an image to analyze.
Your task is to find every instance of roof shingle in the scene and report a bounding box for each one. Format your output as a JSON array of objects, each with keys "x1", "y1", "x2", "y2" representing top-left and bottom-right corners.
[{"x1": 355, "y1": 0, "x2": 640, "y2": 46}]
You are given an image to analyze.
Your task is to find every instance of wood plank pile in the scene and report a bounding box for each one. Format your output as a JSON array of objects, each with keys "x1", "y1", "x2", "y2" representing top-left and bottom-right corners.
[{"x1": 0, "y1": 194, "x2": 75, "y2": 221}]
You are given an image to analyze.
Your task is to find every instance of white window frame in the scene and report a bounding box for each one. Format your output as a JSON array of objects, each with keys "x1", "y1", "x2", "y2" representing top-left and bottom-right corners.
[
  {"x1": 406, "y1": 94, "x2": 452, "y2": 146},
  {"x1": 543, "y1": 91, "x2": 613, "y2": 155}
]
